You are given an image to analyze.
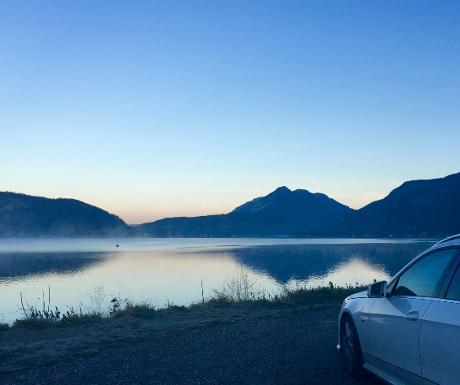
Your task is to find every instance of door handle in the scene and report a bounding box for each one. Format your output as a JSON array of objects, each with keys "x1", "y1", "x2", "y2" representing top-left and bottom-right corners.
[{"x1": 405, "y1": 311, "x2": 419, "y2": 321}]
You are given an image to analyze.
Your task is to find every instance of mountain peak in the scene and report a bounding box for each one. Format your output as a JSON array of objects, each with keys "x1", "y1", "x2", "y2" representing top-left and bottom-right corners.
[
  {"x1": 232, "y1": 186, "x2": 353, "y2": 227},
  {"x1": 274, "y1": 186, "x2": 291, "y2": 193}
]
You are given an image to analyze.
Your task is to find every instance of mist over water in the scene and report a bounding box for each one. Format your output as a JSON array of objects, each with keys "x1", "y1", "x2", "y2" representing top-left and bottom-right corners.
[{"x1": 0, "y1": 238, "x2": 434, "y2": 324}]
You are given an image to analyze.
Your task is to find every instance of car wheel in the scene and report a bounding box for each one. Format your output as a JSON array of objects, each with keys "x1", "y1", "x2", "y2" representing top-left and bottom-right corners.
[{"x1": 340, "y1": 315, "x2": 366, "y2": 379}]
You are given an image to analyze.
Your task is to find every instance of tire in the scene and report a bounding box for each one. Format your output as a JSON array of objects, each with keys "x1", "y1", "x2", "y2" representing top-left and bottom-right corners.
[{"x1": 340, "y1": 315, "x2": 366, "y2": 379}]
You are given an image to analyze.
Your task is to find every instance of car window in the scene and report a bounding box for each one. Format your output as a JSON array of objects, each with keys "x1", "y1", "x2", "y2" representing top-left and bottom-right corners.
[
  {"x1": 445, "y1": 264, "x2": 460, "y2": 301},
  {"x1": 393, "y1": 249, "x2": 458, "y2": 297}
]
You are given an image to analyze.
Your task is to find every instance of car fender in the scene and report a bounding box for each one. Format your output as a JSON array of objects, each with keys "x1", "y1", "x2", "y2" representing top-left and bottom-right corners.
[{"x1": 338, "y1": 294, "x2": 377, "y2": 355}]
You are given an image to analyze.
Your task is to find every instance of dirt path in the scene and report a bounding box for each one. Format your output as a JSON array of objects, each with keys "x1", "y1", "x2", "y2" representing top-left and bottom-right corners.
[{"x1": 0, "y1": 305, "x2": 383, "y2": 384}]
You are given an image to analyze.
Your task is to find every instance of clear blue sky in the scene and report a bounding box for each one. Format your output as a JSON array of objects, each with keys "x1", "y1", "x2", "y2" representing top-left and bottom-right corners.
[{"x1": 1, "y1": 1, "x2": 459, "y2": 224}]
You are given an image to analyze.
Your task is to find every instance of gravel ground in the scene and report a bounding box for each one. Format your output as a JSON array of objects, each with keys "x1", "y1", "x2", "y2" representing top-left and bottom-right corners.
[{"x1": 0, "y1": 305, "x2": 383, "y2": 385}]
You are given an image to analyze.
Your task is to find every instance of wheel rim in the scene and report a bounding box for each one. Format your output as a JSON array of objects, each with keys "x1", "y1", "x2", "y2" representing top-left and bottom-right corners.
[{"x1": 341, "y1": 321, "x2": 356, "y2": 372}]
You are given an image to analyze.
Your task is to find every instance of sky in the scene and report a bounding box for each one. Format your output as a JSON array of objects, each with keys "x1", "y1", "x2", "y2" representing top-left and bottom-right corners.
[{"x1": 1, "y1": 1, "x2": 459, "y2": 224}]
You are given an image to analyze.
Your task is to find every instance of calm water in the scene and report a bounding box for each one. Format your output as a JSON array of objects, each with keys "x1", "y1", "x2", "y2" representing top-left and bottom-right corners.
[{"x1": 0, "y1": 238, "x2": 435, "y2": 324}]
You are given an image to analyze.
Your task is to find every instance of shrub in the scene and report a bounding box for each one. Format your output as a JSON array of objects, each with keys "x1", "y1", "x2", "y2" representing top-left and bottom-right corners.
[
  {"x1": 211, "y1": 267, "x2": 262, "y2": 302},
  {"x1": 0, "y1": 323, "x2": 9, "y2": 332},
  {"x1": 12, "y1": 318, "x2": 55, "y2": 330}
]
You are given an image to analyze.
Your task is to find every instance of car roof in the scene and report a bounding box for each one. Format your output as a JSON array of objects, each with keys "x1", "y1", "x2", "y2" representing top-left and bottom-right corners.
[{"x1": 431, "y1": 234, "x2": 460, "y2": 249}]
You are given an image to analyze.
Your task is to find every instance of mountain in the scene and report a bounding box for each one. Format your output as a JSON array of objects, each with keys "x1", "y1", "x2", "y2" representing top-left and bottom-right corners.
[
  {"x1": 134, "y1": 187, "x2": 353, "y2": 237},
  {"x1": 133, "y1": 212, "x2": 310, "y2": 238},
  {"x1": 232, "y1": 186, "x2": 354, "y2": 229},
  {"x1": 4, "y1": 173, "x2": 459, "y2": 239},
  {"x1": 0, "y1": 192, "x2": 130, "y2": 237},
  {"x1": 333, "y1": 172, "x2": 460, "y2": 237}
]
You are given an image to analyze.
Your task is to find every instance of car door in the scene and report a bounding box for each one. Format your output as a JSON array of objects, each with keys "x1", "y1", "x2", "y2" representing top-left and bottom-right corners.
[
  {"x1": 420, "y1": 253, "x2": 460, "y2": 385},
  {"x1": 366, "y1": 248, "x2": 458, "y2": 383}
]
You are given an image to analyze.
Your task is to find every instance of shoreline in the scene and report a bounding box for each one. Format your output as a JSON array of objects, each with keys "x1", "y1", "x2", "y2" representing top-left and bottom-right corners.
[{"x1": 0, "y1": 285, "x2": 365, "y2": 374}]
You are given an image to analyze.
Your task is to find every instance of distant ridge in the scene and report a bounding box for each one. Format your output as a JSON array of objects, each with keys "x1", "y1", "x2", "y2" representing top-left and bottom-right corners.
[
  {"x1": 133, "y1": 212, "x2": 309, "y2": 238},
  {"x1": 3, "y1": 172, "x2": 460, "y2": 238},
  {"x1": 331, "y1": 172, "x2": 460, "y2": 238},
  {"x1": 0, "y1": 192, "x2": 130, "y2": 237},
  {"x1": 134, "y1": 187, "x2": 353, "y2": 237}
]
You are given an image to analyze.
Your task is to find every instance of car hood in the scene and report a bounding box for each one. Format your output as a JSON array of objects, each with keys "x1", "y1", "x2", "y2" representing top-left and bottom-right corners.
[{"x1": 346, "y1": 290, "x2": 367, "y2": 300}]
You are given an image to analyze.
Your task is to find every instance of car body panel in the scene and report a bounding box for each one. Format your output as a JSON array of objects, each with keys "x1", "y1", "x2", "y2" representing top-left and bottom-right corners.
[
  {"x1": 363, "y1": 357, "x2": 423, "y2": 385},
  {"x1": 419, "y1": 299, "x2": 460, "y2": 385},
  {"x1": 366, "y1": 296, "x2": 434, "y2": 377},
  {"x1": 337, "y1": 291, "x2": 375, "y2": 353}
]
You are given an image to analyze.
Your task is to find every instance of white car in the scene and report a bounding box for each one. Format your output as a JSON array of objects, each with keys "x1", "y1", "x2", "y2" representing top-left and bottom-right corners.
[{"x1": 338, "y1": 234, "x2": 460, "y2": 385}]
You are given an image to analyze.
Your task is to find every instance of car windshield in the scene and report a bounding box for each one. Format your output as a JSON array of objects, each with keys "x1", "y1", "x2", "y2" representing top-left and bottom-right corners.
[{"x1": 393, "y1": 248, "x2": 458, "y2": 297}]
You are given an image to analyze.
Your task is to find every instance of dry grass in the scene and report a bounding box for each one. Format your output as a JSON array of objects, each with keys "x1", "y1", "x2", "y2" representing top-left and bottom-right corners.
[{"x1": 10, "y1": 276, "x2": 366, "y2": 330}]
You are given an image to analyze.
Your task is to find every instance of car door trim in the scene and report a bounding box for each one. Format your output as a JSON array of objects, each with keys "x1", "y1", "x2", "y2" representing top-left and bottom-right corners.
[{"x1": 438, "y1": 251, "x2": 460, "y2": 299}]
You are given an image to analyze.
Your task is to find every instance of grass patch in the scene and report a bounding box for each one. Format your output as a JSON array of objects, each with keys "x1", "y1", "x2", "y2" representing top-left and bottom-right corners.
[
  {"x1": 0, "y1": 268, "x2": 375, "y2": 380},
  {"x1": 0, "y1": 323, "x2": 9, "y2": 332},
  {"x1": 209, "y1": 267, "x2": 367, "y2": 307},
  {"x1": 278, "y1": 284, "x2": 367, "y2": 306},
  {"x1": 111, "y1": 304, "x2": 157, "y2": 319},
  {"x1": 0, "y1": 279, "x2": 369, "y2": 374},
  {"x1": 12, "y1": 318, "x2": 56, "y2": 330},
  {"x1": 8, "y1": 275, "x2": 367, "y2": 331},
  {"x1": 60, "y1": 314, "x2": 103, "y2": 326}
]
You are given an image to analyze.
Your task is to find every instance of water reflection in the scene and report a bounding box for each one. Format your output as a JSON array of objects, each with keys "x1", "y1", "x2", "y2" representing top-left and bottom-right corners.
[
  {"x1": 293, "y1": 258, "x2": 390, "y2": 289},
  {"x1": 0, "y1": 252, "x2": 106, "y2": 282},
  {"x1": 0, "y1": 239, "x2": 434, "y2": 324},
  {"x1": 226, "y1": 242, "x2": 431, "y2": 284}
]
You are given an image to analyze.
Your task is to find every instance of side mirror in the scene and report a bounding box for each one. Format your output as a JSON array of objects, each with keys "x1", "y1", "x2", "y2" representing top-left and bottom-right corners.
[{"x1": 367, "y1": 280, "x2": 388, "y2": 298}]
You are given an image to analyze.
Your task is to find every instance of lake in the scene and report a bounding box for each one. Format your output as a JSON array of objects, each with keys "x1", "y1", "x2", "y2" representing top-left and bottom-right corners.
[{"x1": 0, "y1": 238, "x2": 435, "y2": 324}]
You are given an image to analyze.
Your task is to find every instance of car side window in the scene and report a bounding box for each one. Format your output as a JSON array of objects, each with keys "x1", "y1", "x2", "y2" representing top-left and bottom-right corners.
[
  {"x1": 445, "y1": 265, "x2": 460, "y2": 301},
  {"x1": 393, "y1": 249, "x2": 458, "y2": 298}
]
